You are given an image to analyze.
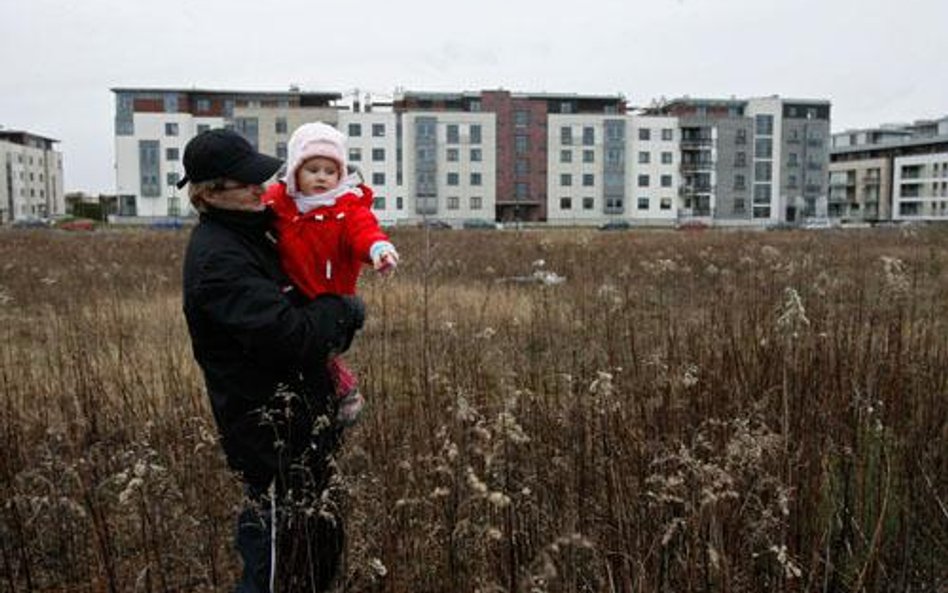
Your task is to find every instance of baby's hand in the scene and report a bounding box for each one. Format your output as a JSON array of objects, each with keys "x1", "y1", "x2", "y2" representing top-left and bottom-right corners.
[
  {"x1": 370, "y1": 241, "x2": 399, "y2": 275},
  {"x1": 374, "y1": 250, "x2": 399, "y2": 275}
]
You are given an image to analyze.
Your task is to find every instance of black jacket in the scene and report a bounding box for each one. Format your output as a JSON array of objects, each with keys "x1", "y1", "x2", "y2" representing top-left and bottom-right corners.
[{"x1": 183, "y1": 207, "x2": 364, "y2": 489}]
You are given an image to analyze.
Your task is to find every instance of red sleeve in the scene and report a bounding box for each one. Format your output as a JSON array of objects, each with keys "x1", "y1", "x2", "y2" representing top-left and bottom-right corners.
[{"x1": 343, "y1": 185, "x2": 390, "y2": 262}]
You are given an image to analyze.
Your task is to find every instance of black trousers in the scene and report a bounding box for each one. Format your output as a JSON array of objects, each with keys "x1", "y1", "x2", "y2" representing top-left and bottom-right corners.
[{"x1": 234, "y1": 431, "x2": 345, "y2": 593}]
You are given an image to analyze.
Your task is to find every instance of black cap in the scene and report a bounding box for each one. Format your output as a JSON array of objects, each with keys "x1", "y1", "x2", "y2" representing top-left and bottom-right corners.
[{"x1": 177, "y1": 128, "x2": 283, "y2": 189}]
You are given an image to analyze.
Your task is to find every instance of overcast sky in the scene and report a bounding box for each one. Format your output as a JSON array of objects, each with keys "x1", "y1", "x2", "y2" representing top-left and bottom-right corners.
[{"x1": 2, "y1": 0, "x2": 945, "y2": 193}]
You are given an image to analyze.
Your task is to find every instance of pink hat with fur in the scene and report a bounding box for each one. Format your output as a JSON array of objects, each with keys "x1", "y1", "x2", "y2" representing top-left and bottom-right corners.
[{"x1": 284, "y1": 121, "x2": 348, "y2": 195}]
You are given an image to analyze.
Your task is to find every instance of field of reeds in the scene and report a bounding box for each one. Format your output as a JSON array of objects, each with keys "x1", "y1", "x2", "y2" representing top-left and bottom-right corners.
[{"x1": 0, "y1": 225, "x2": 946, "y2": 593}]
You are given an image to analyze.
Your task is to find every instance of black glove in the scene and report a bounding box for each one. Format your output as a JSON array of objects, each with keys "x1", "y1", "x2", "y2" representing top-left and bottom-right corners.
[{"x1": 341, "y1": 295, "x2": 366, "y2": 331}]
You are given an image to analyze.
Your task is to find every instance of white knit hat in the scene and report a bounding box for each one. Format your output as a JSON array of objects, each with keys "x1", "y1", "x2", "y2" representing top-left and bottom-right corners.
[{"x1": 284, "y1": 121, "x2": 348, "y2": 195}]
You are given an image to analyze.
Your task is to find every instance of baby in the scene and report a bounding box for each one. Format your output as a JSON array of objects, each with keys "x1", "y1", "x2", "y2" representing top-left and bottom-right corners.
[{"x1": 263, "y1": 122, "x2": 398, "y2": 426}]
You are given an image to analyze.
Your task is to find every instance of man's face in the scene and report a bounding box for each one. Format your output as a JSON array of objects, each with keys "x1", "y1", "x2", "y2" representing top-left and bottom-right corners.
[{"x1": 202, "y1": 180, "x2": 266, "y2": 212}]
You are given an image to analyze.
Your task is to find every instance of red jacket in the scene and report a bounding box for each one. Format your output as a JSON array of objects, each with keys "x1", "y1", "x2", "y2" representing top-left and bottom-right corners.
[{"x1": 262, "y1": 182, "x2": 389, "y2": 299}]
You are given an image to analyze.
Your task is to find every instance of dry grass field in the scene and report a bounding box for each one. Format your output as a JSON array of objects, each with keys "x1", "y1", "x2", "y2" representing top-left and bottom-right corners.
[{"x1": 0, "y1": 225, "x2": 946, "y2": 592}]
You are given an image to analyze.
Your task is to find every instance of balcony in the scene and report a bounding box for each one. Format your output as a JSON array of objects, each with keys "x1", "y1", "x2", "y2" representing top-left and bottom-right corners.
[
  {"x1": 680, "y1": 161, "x2": 714, "y2": 173},
  {"x1": 679, "y1": 184, "x2": 713, "y2": 196},
  {"x1": 680, "y1": 137, "x2": 713, "y2": 149}
]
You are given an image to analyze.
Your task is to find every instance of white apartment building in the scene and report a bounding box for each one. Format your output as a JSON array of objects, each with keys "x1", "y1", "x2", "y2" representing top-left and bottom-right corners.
[
  {"x1": 0, "y1": 130, "x2": 64, "y2": 222},
  {"x1": 892, "y1": 152, "x2": 948, "y2": 221},
  {"x1": 831, "y1": 116, "x2": 948, "y2": 222},
  {"x1": 113, "y1": 88, "x2": 341, "y2": 218},
  {"x1": 399, "y1": 111, "x2": 497, "y2": 224},
  {"x1": 546, "y1": 114, "x2": 679, "y2": 225},
  {"x1": 336, "y1": 111, "x2": 407, "y2": 225}
]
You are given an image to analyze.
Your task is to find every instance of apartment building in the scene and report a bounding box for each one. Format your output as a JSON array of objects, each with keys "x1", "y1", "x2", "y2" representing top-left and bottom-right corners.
[
  {"x1": 394, "y1": 90, "x2": 626, "y2": 223},
  {"x1": 112, "y1": 88, "x2": 341, "y2": 217},
  {"x1": 649, "y1": 96, "x2": 830, "y2": 224},
  {"x1": 830, "y1": 117, "x2": 948, "y2": 222},
  {"x1": 546, "y1": 114, "x2": 680, "y2": 225},
  {"x1": 398, "y1": 108, "x2": 497, "y2": 223},
  {"x1": 337, "y1": 111, "x2": 407, "y2": 225},
  {"x1": 0, "y1": 130, "x2": 64, "y2": 222}
]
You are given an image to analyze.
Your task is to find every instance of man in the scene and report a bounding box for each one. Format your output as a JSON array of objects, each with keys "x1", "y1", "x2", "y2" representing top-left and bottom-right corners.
[{"x1": 180, "y1": 129, "x2": 363, "y2": 592}]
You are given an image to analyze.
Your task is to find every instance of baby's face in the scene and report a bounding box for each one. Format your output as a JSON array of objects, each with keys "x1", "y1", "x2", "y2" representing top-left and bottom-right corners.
[{"x1": 297, "y1": 157, "x2": 341, "y2": 195}]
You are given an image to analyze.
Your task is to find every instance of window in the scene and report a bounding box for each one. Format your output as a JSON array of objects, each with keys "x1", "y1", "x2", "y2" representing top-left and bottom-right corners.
[
  {"x1": 787, "y1": 174, "x2": 798, "y2": 188},
  {"x1": 582, "y1": 174, "x2": 594, "y2": 187},
  {"x1": 661, "y1": 128, "x2": 674, "y2": 141},
  {"x1": 560, "y1": 101, "x2": 573, "y2": 114},
  {"x1": 470, "y1": 148, "x2": 482, "y2": 162},
  {"x1": 734, "y1": 174, "x2": 746, "y2": 189},
  {"x1": 446, "y1": 124, "x2": 459, "y2": 144},
  {"x1": 605, "y1": 148, "x2": 622, "y2": 166},
  {"x1": 561, "y1": 174, "x2": 572, "y2": 186},
  {"x1": 560, "y1": 150, "x2": 572, "y2": 163},
  {"x1": 447, "y1": 172, "x2": 459, "y2": 186},
  {"x1": 561, "y1": 127, "x2": 573, "y2": 145},
  {"x1": 734, "y1": 198, "x2": 745, "y2": 213},
  {"x1": 348, "y1": 123, "x2": 362, "y2": 137},
  {"x1": 276, "y1": 142, "x2": 287, "y2": 159},
  {"x1": 754, "y1": 161, "x2": 772, "y2": 182},
  {"x1": 753, "y1": 184, "x2": 771, "y2": 204},
  {"x1": 583, "y1": 150, "x2": 594, "y2": 163},
  {"x1": 638, "y1": 128, "x2": 651, "y2": 141},
  {"x1": 638, "y1": 151, "x2": 650, "y2": 164},
  {"x1": 735, "y1": 152, "x2": 747, "y2": 167},
  {"x1": 560, "y1": 197, "x2": 572, "y2": 209},
  {"x1": 470, "y1": 196, "x2": 482, "y2": 210},
  {"x1": 660, "y1": 197, "x2": 672, "y2": 210},
  {"x1": 373, "y1": 196, "x2": 386, "y2": 209},
  {"x1": 470, "y1": 125, "x2": 482, "y2": 144},
  {"x1": 787, "y1": 152, "x2": 798, "y2": 166},
  {"x1": 166, "y1": 172, "x2": 180, "y2": 187},
  {"x1": 638, "y1": 174, "x2": 650, "y2": 187},
  {"x1": 447, "y1": 148, "x2": 459, "y2": 162},
  {"x1": 583, "y1": 197, "x2": 594, "y2": 210},
  {"x1": 349, "y1": 147, "x2": 362, "y2": 162},
  {"x1": 196, "y1": 98, "x2": 211, "y2": 112},
  {"x1": 470, "y1": 172, "x2": 482, "y2": 186},
  {"x1": 515, "y1": 159, "x2": 529, "y2": 175},
  {"x1": 637, "y1": 197, "x2": 649, "y2": 210},
  {"x1": 660, "y1": 175, "x2": 672, "y2": 188},
  {"x1": 372, "y1": 123, "x2": 385, "y2": 137},
  {"x1": 606, "y1": 197, "x2": 623, "y2": 210},
  {"x1": 372, "y1": 172, "x2": 385, "y2": 185},
  {"x1": 515, "y1": 135, "x2": 528, "y2": 154},
  {"x1": 275, "y1": 118, "x2": 287, "y2": 134},
  {"x1": 583, "y1": 127, "x2": 595, "y2": 146},
  {"x1": 514, "y1": 110, "x2": 529, "y2": 127},
  {"x1": 396, "y1": 196, "x2": 404, "y2": 210},
  {"x1": 166, "y1": 147, "x2": 179, "y2": 161},
  {"x1": 661, "y1": 151, "x2": 673, "y2": 164},
  {"x1": 755, "y1": 138, "x2": 773, "y2": 159},
  {"x1": 165, "y1": 122, "x2": 179, "y2": 136},
  {"x1": 736, "y1": 129, "x2": 747, "y2": 144},
  {"x1": 447, "y1": 196, "x2": 460, "y2": 210},
  {"x1": 372, "y1": 148, "x2": 385, "y2": 161},
  {"x1": 755, "y1": 114, "x2": 773, "y2": 135}
]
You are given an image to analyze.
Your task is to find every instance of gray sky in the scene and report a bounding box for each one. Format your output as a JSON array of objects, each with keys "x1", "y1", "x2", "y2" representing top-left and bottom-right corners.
[{"x1": 2, "y1": 0, "x2": 945, "y2": 193}]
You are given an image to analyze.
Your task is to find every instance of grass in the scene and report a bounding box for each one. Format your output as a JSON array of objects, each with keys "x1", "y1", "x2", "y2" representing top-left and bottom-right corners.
[{"x1": 0, "y1": 225, "x2": 946, "y2": 592}]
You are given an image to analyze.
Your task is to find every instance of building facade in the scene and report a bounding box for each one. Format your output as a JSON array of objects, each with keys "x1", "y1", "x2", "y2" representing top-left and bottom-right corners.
[
  {"x1": 0, "y1": 130, "x2": 64, "y2": 222},
  {"x1": 652, "y1": 96, "x2": 831, "y2": 225},
  {"x1": 830, "y1": 117, "x2": 948, "y2": 222},
  {"x1": 112, "y1": 88, "x2": 831, "y2": 227},
  {"x1": 113, "y1": 88, "x2": 340, "y2": 217}
]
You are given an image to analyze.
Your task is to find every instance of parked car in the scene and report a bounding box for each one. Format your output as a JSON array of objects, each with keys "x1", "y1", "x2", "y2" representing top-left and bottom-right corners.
[
  {"x1": 462, "y1": 218, "x2": 498, "y2": 230},
  {"x1": 56, "y1": 218, "x2": 95, "y2": 231},
  {"x1": 676, "y1": 220, "x2": 709, "y2": 232},
  {"x1": 417, "y1": 219, "x2": 452, "y2": 230},
  {"x1": 11, "y1": 216, "x2": 51, "y2": 228},
  {"x1": 149, "y1": 218, "x2": 184, "y2": 230},
  {"x1": 598, "y1": 219, "x2": 631, "y2": 231}
]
